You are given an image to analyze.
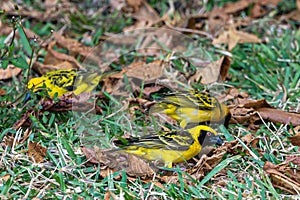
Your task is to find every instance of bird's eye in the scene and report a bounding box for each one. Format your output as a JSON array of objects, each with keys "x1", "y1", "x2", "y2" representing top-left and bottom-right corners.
[{"x1": 207, "y1": 131, "x2": 212, "y2": 136}]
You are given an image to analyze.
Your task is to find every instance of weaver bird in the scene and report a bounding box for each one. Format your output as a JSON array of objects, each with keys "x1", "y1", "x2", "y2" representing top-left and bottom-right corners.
[
  {"x1": 149, "y1": 90, "x2": 230, "y2": 128},
  {"x1": 25, "y1": 69, "x2": 116, "y2": 101},
  {"x1": 114, "y1": 125, "x2": 223, "y2": 168}
]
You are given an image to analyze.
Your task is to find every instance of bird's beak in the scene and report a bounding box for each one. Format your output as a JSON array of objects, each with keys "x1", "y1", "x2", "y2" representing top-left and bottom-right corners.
[
  {"x1": 210, "y1": 135, "x2": 224, "y2": 146},
  {"x1": 24, "y1": 92, "x2": 31, "y2": 103}
]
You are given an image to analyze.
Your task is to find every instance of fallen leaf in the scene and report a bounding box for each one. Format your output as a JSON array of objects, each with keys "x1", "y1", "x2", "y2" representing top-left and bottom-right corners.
[
  {"x1": 28, "y1": 141, "x2": 47, "y2": 163},
  {"x1": 263, "y1": 161, "x2": 300, "y2": 194},
  {"x1": 219, "y1": 56, "x2": 231, "y2": 81},
  {"x1": 189, "y1": 56, "x2": 231, "y2": 84},
  {"x1": 223, "y1": 0, "x2": 251, "y2": 14},
  {"x1": 192, "y1": 146, "x2": 226, "y2": 178},
  {"x1": 0, "y1": 88, "x2": 6, "y2": 96},
  {"x1": 250, "y1": 3, "x2": 268, "y2": 18},
  {"x1": 258, "y1": 108, "x2": 300, "y2": 126},
  {"x1": 126, "y1": 0, "x2": 143, "y2": 11},
  {"x1": 0, "y1": 65, "x2": 22, "y2": 80},
  {"x1": 207, "y1": 8, "x2": 229, "y2": 34},
  {"x1": 131, "y1": 0, "x2": 160, "y2": 23},
  {"x1": 1, "y1": 135, "x2": 14, "y2": 148},
  {"x1": 110, "y1": 0, "x2": 126, "y2": 11},
  {"x1": 104, "y1": 191, "x2": 110, "y2": 200},
  {"x1": 288, "y1": 127, "x2": 300, "y2": 146},
  {"x1": 1, "y1": 1, "x2": 69, "y2": 22},
  {"x1": 13, "y1": 110, "x2": 34, "y2": 130},
  {"x1": 45, "y1": 0, "x2": 58, "y2": 8},
  {"x1": 242, "y1": 99, "x2": 272, "y2": 109},
  {"x1": 1, "y1": 174, "x2": 11, "y2": 181},
  {"x1": 125, "y1": 60, "x2": 165, "y2": 81},
  {"x1": 284, "y1": 10, "x2": 300, "y2": 22},
  {"x1": 92, "y1": 146, "x2": 155, "y2": 178},
  {"x1": 81, "y1": 146, "x2": 102, "y2": 164},
  {"x1": 258, "y1": 0, "x2": 284, "y2": 6},
  {"x1": 44, "y1": 41, "x2": 83, "y2": 70},
  {"x1": 123, "y1": 0, "x2": 160, "y2": 31},
  {"x1": 229, "y1": 98, "x2": 274, "y2": 127},
  {"x1": 53, "y1": 33, "x2": 95, "y2": 60},
  {"x1": 217, "y1": 88, "x2": 249, "y2": 103},
  {"x1": 142, "y1": 85, "x2": 164, "y2": 96},
  {"x1": 32, "y1": 61, "x2": 76, "y2": 75},
  {"x1": 41, "y1": 93, "x2": 103, "y2": 114},
  {"x1": 212, "y1": 26, "x2": 261, "y2": 51}
]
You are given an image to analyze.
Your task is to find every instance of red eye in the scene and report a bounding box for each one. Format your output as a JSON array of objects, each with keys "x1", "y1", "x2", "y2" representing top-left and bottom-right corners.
[{"x1": 207, "y1": 131, "x2": 212, "y2": 136}]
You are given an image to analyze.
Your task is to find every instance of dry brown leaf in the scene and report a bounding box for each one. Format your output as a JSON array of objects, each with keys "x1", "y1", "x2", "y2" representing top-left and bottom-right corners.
[
  {"x1": 242, "y1": 99, "x2": 272, "y2": 109},
  {"x1": 229, "y1": 98, "x2": 272, "y2": 127},
  {"x1": 0, "y1": 88, "x2": 6, "y2": 96},
  {"x1": 258, "y1": 108, "x2": 300, "y2": 126},
  {"x1": 45, "y1": 0, "x2": 58, "y2": 7},
  {"x1": 41, "y1": 93, "x2": 103, "y2": 114},
  {"x1": 286, "y1": 153, "x2": 300, "y2": 167},
  {"x1": 32, "y1": 61, "x2": 76, "y2": 75},
  {"x1": 13, "y1": 110, "x2": 34, "y2": 130},
  {"x1": 81, "y1": 146, "x2": 102, "y2": 164},
  {"x1": 110, "y1": 0, "x2": 127, "y2": 10},
  {"x1": 250, "y1": 3, "x2": 268, "y2": 18},
  {"x1": 53, "y1": 33, "x2": 94, "y2": 59},
  {"x1": 207, "y1": 8, "x2": 229, "y2": 34},
  {"x1": 263, "y1": 161, "x2": 300, "y2": 194},
  {"x1": 1, "y1": 1, "x2": 68, "y2": 22},
  {"x1": 221, "y1": 134, "x2": 263, "y2": 157},
  {"x1": 1, "y1": 135, "x2": 14, "y2": 148},
  {"x1": 93, "y1": 146, "x2": 155, "y2": 178},
  {"x1": 230, "y1": 107, "x2": 255, "y2": 125},
  {"x1": 131, "y1": 0, "x2": 160, "y2": 23},
  {"x1": 28, "y1": 141, "x2": 47, "y2": 163},
  {"x1": 0, "y1": 22, "x2": 13, "y2": 36},
  {"x1": 257, "y1": 0, "x2": 284, "y2": 6},
  {"x1": 126, "y1": 0, "x2": 143, "y2": 11},
  {"x1": 221, "y1": 0, "x2": 281, "y2": 18},
  {"x1": 223, "y1": 0, "x2": 252, "y2": 14},
  {"x1": 288, "y1": 129, "x2": 300, "y2": 147},
  {"x1": 189, "y1": 56, "x2": 231, "y2": 84},
  {"x1": 297, "y1": 0, "x2": 300, "y2": 11},
  {"x1": 125, "y1": 60, "x2": 165, "y2": 81},
  {"x1": 213, "y1": 26, "x2": 261, "y2": 51},
  {"x1": 142, "y1": 85, "x2": 164, "y2": 96},
  {"x1": 82, "y1": 146, "x2": 155, "y2": 178},
  {"x1": 104, "y1": 191, "x2": 110, "y2": 200},
  {"x1": 217, "y1": 88, "x2": 249, "y2": 103},
  {"x1": 1, "y1": 174, "x2": 11, "y2": 181},
  {"x1": 44, "y1": 41, "x2": 83, "y2": 70},
  {"x1": 285, "y1": 10, "x2": 300, "y2": 22},
  {"x1": 0, "y1": 65, "x2": 22, "y2": 80},
  {"x1": 123, "y1": 0, "x2": 160, "y2": 31},
  {"x1": 192, "y1": 146, "x2": 226, "y2": 178}
]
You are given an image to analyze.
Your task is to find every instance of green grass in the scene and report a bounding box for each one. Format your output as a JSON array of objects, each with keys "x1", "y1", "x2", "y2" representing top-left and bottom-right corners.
[{"x1": 1, "y1": 0, "x2": 300, "y2": 199}]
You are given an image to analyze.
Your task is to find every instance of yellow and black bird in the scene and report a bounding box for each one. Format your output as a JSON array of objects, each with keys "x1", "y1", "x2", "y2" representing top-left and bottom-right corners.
[
  {"x1": 114, "y1": 125, "x2": 223, "y2": 168},
  {"x1": 25, "y1": 69, "x2": 116, "y2": 101},
  {"x1": 149, "y1": 90, "x2": 230, "y2": 128}
]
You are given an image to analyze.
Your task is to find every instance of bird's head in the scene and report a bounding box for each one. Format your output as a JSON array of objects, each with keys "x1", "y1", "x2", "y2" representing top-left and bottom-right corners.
[
  {"x1": 189, "y1": 125, "x2": 223, "y2": 147},
  {"x1": 24, "y1": 77, "x2": 48, "y2": 103}
]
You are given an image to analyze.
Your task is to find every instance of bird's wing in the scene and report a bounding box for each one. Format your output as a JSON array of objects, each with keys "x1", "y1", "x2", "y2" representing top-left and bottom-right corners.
[
  {"x1": 155, "y1": 91, "x2": 219, "y2": 110},
  {"x1": 120, "y1": 130, "x2": 194, "y2": 151},
  {"x1": 45, "y1": 69, "x2": 78, "y2": 91}
]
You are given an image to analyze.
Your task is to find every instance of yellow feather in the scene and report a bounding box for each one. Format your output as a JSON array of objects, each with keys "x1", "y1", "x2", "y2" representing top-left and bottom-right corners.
[
  {"x1": 150, "y1": 90, "x2": 230, "y2": 128},
  {"x1": 27, "y1": 69, "x2": 116, "y2": 98},
  {"x1": 114, "y1": 125, "x2": 222, "y2": 168}
]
